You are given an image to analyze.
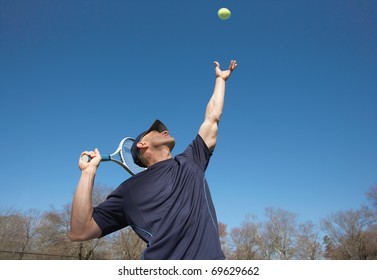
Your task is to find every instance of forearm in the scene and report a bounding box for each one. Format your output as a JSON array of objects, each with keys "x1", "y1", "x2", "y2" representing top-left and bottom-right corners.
[
  {"x1": 70, "y1": 167, "x2": 98, "y2": 240},
  {"x1": 205, "y1": 77, "x2": 226, "y2": 122}
]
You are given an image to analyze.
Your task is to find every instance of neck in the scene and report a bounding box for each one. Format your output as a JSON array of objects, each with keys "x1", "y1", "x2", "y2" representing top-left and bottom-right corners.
[{"x1": 145, "y1": 146, "x2": 172, "y2": 167}]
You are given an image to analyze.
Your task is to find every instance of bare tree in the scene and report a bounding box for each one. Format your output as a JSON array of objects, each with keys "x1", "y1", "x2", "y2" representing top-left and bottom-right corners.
[
  {"x1": 109, "y1": 227, "x2": 145, "y2": 260},
  {"x1": 363, "y1": 185, "x2": 377, "y2": 259},
  {"x1": 321, "y1": 209, "x2": 369, "y2": 259},
  {"x1": 323, "y1": 185, "x2": 377, "y2": 260},
  {"x1": 33, "y1": 208, "x2": 75, "y2": 259},
  {"x1": 18, "y1": 209, "x2": 41, "y2": 259},
  {"x1": 366, "y1": 185, "x2": 377, "y2": 210},
  {"x1": 295, "y1": 221, "x2": 323, "y2": 259},
  {"x1": 229, "y1": 210, "x2": 323, "y2": 260},
  {"x1": 263, "y1": 207, "x2": 297, "y2": 260},
  {"x1": 0, "y1": 208, "x2": 23, "y2": 259},
  {"x1": 0, "y1": 208, "x2": 42, "y2": 259},
  {"x1": 362, "y1": 185, "x2": 377, "y2": 224},
  {"x1": 218, "y1": 222, "x2": 232, "y2": 258},
  {"x1": 230, "y1": 215, "x2": 266, "y2": 260}
]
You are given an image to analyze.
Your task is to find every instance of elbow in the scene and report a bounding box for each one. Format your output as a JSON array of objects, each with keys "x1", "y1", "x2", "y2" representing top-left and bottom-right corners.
[
  {"x1": 69, "y1": 231, "x2": 81, "y2": 242},
  {"x1": 69, "y1": 230, "x2": 90, "y2": 242},
  {"x1": 211, "y1": 109, "x2": 222, "y2": 124},
  {"x1": 206, "y1": 110, "x2": 222, "y2": 125},
  {"x1": 69, "y1": 223, "x2": 101, "y2": 242},
  {"x1": 211, "y1": 115, "x2": 221, "y2": 125}
]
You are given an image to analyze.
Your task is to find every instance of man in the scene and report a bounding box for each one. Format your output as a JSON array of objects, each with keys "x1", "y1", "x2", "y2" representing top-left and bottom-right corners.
[{"x1": 70, "y1": 60, "x2": 238, "y2": 259}]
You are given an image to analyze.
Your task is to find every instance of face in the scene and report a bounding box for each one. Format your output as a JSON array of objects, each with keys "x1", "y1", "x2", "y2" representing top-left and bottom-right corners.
[{"x1": 142, "y1": 130, "x2": 175, "y2": 151}]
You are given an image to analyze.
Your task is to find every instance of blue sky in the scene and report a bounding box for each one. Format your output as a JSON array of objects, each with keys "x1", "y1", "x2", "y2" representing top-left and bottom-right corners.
[{"x1": 0, "y1": 0, "x2": 376, "y2": 230}]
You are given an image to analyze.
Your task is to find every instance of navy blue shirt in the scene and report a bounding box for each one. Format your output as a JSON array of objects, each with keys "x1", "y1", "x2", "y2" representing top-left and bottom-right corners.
[{"x1": 92, "y1": 134, "x2": 225, "y2": 260}]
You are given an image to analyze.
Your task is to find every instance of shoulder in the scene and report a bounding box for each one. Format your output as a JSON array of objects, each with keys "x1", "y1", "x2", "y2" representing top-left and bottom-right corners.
[
  {"x1": 175, "y1": 135, "x2": 212, "y2": 171},
  {"x1": 195, "y1": 134, "x2": 211, "y2": 152},
  {"x1": 127, "y1": 159, "x2": 176, "y2": 184},
  {"x1": 189, "y1": 134, "x2": 212, "y2": 156}
]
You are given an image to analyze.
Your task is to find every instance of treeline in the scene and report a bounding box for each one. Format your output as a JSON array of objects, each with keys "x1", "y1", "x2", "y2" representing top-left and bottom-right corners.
[{"x1": 1, "y1": 185, "x2": 376, "y2": 260}]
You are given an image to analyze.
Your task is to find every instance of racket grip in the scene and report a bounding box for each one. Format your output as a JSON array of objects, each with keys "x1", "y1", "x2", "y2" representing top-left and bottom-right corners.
[
  {"x1": 81, "y1": 154, "x2": 110, "y2": 162},
  {"x1": 101, "y1": 155, "x2": 111, "y2": 161}
]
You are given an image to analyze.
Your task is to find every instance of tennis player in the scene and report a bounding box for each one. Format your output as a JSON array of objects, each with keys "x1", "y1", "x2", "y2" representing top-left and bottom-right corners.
[{"x1": 70, "y1": 60, "x2": 238, "y2": 259}]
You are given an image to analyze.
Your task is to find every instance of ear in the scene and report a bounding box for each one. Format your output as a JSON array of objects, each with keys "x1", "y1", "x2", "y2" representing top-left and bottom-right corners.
[{"x1": 137, "y1": 141, "x2": 149, "y2": 150}]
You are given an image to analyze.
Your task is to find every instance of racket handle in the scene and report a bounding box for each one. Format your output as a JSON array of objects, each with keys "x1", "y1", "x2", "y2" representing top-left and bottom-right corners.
[
  {"x1": 81, "y1": 154, "x2": 111, "y2": 162},
  {"x1": 101, "y1": 155, "x2": 111, "y2": 161}
]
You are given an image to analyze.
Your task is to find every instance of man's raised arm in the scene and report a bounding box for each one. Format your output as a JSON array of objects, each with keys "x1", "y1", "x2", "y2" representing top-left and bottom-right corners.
[{"x1": 198, "y1": 60, "x2": 237, "y2": 152}]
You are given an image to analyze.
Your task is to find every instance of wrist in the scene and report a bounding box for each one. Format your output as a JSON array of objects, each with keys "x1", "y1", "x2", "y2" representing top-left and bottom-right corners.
[{"x1": 81, "y1": 166, "x2": 97, "y2": 176}]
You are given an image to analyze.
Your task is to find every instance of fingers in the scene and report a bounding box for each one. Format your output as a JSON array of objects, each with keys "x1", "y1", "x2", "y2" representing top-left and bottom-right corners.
[
  {"x1": 81, "y1": 150, "x2": 97, "y2": 160},
  {"x1": 214, "y1": 60, "x2": 237, "y2": 72},
  {"x1": 214, "y1": 60, "x2": 237, "y2": 80},
  {"x1": 80, "y1": 151, "x2": 90, "y2": 160},
  {"x1": 229, "y1": 60, "x2": 238, "y2": 71},
  {"x1": 79, "y1": 149, "x2": 101, "y2": 167}
]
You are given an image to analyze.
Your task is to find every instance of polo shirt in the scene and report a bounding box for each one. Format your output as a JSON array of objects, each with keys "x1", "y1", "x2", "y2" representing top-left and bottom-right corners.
[{"x1": 92, "y1": 134, "x2": 225, "y2": 260}]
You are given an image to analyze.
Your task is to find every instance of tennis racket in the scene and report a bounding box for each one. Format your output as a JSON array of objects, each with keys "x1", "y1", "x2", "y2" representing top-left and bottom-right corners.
[{"x1": 81, "y1": 137, "x2": 146, "y2": 176}]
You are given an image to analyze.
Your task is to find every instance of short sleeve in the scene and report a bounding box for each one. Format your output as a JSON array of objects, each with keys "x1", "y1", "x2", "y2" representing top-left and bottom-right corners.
[
  {"x1": 180, "y1": 134, "x2": 212, "y2": 171},
  {"x1": 92, "y1": 186, "x2": 129, "y2": 237}
]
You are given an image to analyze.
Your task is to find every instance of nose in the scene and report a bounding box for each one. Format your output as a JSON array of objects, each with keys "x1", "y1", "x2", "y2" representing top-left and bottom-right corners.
[{"x1": 161, "y1": 130, "x2": 168, "y2": 135}]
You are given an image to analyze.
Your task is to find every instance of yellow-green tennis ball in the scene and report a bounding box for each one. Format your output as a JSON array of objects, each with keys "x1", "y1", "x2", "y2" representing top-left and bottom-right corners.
[{"x1": 218, "y1": 8, "x2": 231, "y2": 20}]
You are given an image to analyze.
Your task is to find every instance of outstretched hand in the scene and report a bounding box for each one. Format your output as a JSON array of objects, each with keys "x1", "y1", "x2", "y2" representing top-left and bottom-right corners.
[{"x1": 214, "y1": 60, "x2": 238, "y2": 81}]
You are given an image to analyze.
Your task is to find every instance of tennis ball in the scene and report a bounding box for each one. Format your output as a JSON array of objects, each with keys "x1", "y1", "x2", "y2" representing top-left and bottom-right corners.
[{"x1": 218, "y1": 8, "x2": 231, "y2": 20}]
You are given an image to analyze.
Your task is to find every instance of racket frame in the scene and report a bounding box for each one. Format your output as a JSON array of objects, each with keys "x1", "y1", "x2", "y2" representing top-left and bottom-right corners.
[{"x1": 81, "y1": 137, "x2": 146, "y2": 176}]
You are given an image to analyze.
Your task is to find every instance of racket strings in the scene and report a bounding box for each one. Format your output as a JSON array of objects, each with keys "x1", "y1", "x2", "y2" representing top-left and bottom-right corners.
[{"x1": 122, "y1": 138, "x2": 146, "y2": 175}]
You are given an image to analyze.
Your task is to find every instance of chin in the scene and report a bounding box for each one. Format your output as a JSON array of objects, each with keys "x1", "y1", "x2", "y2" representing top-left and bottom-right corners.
[{"x1": 168, "y1": 139, "x2": 176, "y2": 151}]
